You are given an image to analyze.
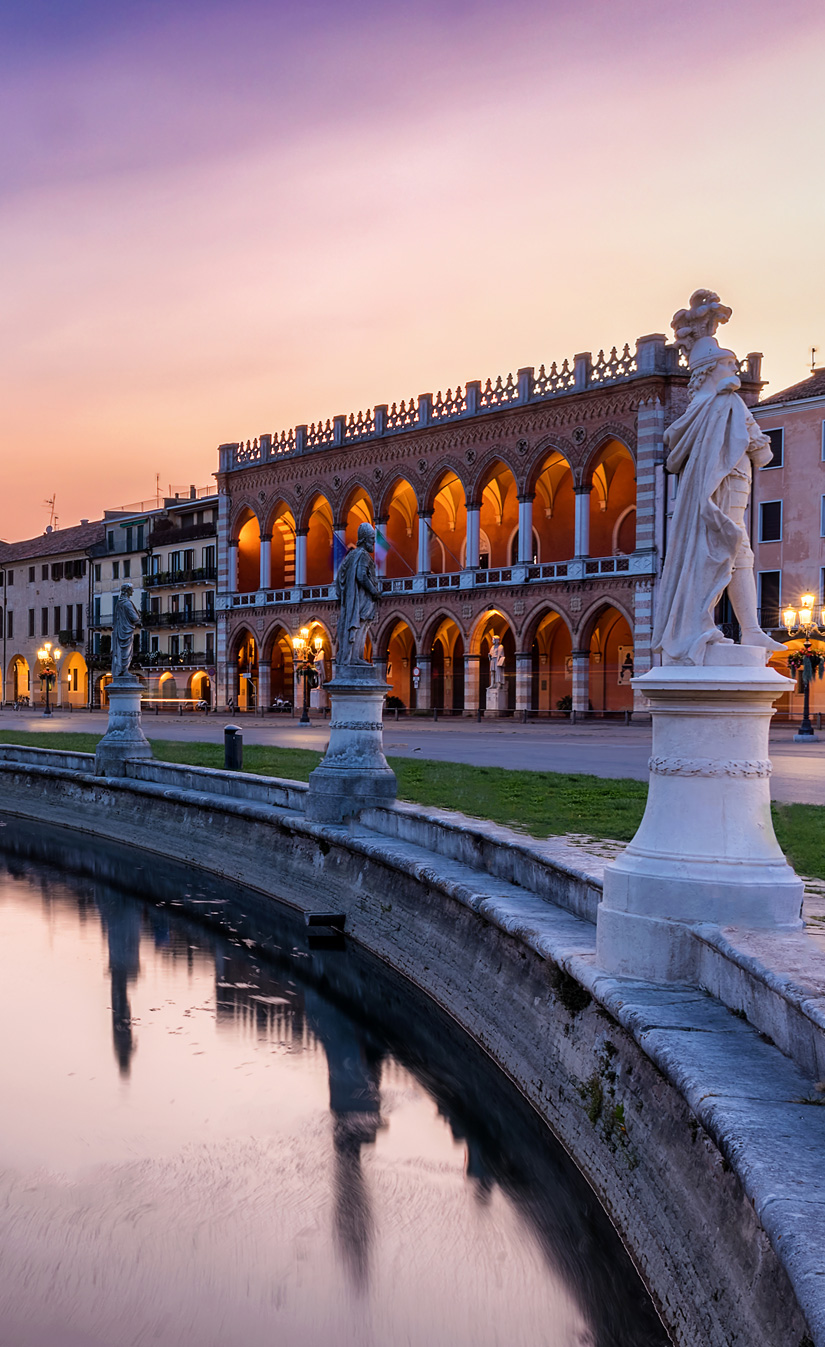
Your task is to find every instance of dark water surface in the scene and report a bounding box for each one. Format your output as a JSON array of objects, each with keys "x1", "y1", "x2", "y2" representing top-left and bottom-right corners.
[{"x1": 0, "y1": 818, "x2": 668, "y2": 1347}]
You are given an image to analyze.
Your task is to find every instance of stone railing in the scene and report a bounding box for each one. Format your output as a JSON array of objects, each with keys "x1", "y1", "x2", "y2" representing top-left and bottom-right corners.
[{"x1": 220, "y1": 336, "x2": 763, "y2": 472}]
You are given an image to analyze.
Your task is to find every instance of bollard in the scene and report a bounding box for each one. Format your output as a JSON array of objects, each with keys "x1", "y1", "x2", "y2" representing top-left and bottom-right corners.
[
  {"x1": 224, "y1": 723, "x2": 243, "y2": 772},
  {"x1": 477, "y1": 705, "x2": 483, "y2": 722},
  {"x1": 433, "y1": 707, "x2": 438, "y2": 721}
]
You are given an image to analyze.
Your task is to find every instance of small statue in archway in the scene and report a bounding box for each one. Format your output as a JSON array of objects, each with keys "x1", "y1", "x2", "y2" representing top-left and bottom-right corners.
[
  {"x1": 111, "y1": 583, "x2": 141, "y2": 679},
  {"x1": 653, "y1": 290, "x2": 786, "y2": 666},
  {"x1": 335, "y1": 523, "x2": 382, "y2": 668},
  {"x1": 488, "y1": 634, "x2": 506, "y2": 687},
  {"x1": 313, "y1": 644, "x2": 327, "y2": 688}
]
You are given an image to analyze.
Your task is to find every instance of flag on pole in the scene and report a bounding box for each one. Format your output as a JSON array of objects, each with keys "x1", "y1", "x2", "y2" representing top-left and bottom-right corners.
[
  {"x1": 374, "y1": 525, "x2": 388, "y2": 571},
  {"x1": 332, "y1": 532, "x2": 348, "y2": 573}
]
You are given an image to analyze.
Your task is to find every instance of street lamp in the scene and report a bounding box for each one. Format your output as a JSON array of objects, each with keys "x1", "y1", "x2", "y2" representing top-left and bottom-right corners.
[
  {"x1": 292, "y1": 626, "x2": 316, "y2": 726},
  {"x1": 36, "y1": 641, "x2": 61, "y2": 717},
  {"x1": 783, "y1": 594, "x2": 825, "y2": 741}
]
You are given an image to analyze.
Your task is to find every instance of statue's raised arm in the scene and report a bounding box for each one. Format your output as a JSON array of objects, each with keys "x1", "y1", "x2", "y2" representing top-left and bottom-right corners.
[{"x1": 652, "y1": 289, "x2": 784, "y2": 667}]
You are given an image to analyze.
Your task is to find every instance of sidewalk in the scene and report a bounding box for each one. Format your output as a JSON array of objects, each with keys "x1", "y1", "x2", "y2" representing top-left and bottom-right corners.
[{"x1": 1, "y1": 706, "x2": 822, "y2": 805}]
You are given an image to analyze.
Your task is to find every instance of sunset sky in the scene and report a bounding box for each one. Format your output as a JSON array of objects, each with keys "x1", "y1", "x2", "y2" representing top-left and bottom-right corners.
[{"x1": 2, "y1": 0, "x2": 824, "y2": 539}]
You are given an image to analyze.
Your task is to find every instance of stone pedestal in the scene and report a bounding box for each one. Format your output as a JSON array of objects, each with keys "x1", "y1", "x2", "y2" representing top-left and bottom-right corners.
[
  {"x1": 306, "y1": 667, "x2": 397, "y2": 823},
  {"x1": 596, "y1": 648, "x2": 803, "y2": 983},
  {"x1": 95, "y1": 677, "x2": 153, "y2": 777},
  {"x1": 310, "y1": 686, "x2": 327, "y2": 711},
  {"x1": 485, "y1": 683, "x2": 508, "y2": 715}
]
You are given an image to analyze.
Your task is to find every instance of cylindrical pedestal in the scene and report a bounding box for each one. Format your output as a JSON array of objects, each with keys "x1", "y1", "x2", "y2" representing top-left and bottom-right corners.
[
  {"x1": 306, "y1": 670, "x2": 397, "y2": 823},
  {"x1": 95, "y1": 678, "x2": 153, "y2": 777},
  {"x1": 596, "y1": 652, "x2": 803, "y2": 983}
]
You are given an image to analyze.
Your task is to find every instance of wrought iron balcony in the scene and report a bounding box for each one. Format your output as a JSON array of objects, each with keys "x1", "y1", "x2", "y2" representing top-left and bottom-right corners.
[
  {"x1": 144, "y1": 566, "x2": 216, "y2": 589},
  {"x1": 142, "y1": 608, "x2": 215, "y2": 628}
]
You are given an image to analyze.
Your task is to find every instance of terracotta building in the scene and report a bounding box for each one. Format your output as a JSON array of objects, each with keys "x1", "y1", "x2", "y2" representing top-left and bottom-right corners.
[
  {"x1": 215, "y1": 335, "x2": 763, "y2": 714},
  {"x1": 753, "y1": 366, "x2": 825, "y2": 717}
]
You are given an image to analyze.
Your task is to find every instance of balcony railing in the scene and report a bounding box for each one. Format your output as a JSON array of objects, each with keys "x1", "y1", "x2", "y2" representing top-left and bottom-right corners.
[
  {"x1": 144, "y1": 566, "x2": 216, "y2": 588},
  {"x1": 141, "y1": 650, "x2": 210, "y2": 668},
  {"x1": 142, "y1": 609, "x2": 215, "y2": 628}
]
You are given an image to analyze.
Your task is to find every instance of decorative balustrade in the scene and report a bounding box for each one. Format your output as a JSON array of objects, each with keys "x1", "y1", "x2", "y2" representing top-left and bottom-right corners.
[
  {"x1": 344, "y1": 409, "x2": 375, "y2": 441},
  {"x1": 589, "y1": 344, "x2": 637, "y2": 385},
  {"x1": 532, "y1": 359, "x2": 576, "y2": 397},
  {"x1": 227, "y1": 335, "x2": 762, "y2": 472},
  {"x1": 479, "y1": 373, "x2": 518, "y2": 408}
]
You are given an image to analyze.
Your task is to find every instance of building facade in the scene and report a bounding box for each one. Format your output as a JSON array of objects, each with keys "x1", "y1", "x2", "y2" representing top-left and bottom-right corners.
[
  {"x1": 214, "y1": 334, "x2": 764, "y2": 715},
  {"x1": 753, "y1": 366, "x2": 825, "y2": 717},
  {"x1": 88, "y1": 489, "x2": 218, "y2": 707}
]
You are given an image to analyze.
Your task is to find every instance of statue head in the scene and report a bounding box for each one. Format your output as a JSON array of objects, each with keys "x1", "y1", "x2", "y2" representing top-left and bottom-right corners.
[
  {"x1": 120, "y1": 582, "x2": 134, "y2": 596},
  {"x1": 357, "y1": 522, "x2": 376, "y2": 552},
  {"x1": 688, "y1": 336, "x2": 740, "y2": 400}
]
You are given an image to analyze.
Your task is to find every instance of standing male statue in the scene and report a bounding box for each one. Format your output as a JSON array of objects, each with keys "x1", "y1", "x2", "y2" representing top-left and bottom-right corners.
[
  {"x1": 488, "y1": 634, "x2": 506, "y2": 687},
  {"x1": 335, "y1": 523, "x2": 382, "y2": 668},
  {"x1": 313, "y1": 645, "x2": 326, "y2": 688},
  {"x1": 111, "y1": 582, "x2": 141, "y2": 679},
  {"x1": 652, "y1": 289, "x2": 785, "y2": 666}
]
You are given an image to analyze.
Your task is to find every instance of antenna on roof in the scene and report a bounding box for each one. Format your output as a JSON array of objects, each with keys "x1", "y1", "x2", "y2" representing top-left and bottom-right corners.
[
  {"x1": 812, "y1": 346, "x2": 819, "y2": 374},
  {"x1": 44, "y1": 495, "x2": 57, "y2": 531}
]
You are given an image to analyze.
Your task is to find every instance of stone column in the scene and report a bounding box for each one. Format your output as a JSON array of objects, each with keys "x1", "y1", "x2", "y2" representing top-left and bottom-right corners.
[
  {"x1": 573, "y1": 486, "x2": 591, "y2": 557},
  {"x1": 333, "y1": 527, "x2": 347, "y2": 577},
  {"x1": 417, "y1": 514, "x2": 431, "y2": 574},
  {"x1": 571, "y1": 648, "x2": 590, "y2": 713},
  {"x1": 227, "y1": 541, "x2": 239, "y2": 592},
  {"x1": 294, "y1": 530, "x2": 308, "y2": 586},
  {"x1": 517, "y1": 496, "x2": 534, "y2": 564},
  {"x1": 259, "y1": 536, "x2": 271, "y2": 592},
  {"x1": 515, "y1": 652, "x2": 533, "y2": 714},
  {"x1": 415, "y1": 655, "x2": 432, "y2": 710},
  {"x1": 257, "y1": 661, "x2": 271, "y2": 712},
  {"x1": 465, "y1": 505, "x2": 481, "y2": 570},
  {"x1": 597, "y1": 652, "x2": 802, "y2": 983},
  {"x1": 464, "y1": 654, "x2": 481, "y2": 714}
]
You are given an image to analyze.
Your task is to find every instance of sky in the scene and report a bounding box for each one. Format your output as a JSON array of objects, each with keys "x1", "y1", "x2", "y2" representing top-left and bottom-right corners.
[{"x1": 2, "y1": 0, "x2": 824, "y2": 540}]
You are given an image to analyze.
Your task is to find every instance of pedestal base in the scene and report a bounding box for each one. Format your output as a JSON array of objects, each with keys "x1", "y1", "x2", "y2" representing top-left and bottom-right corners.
[
  {"x1": 485, "y1": 683, "x2": 508, "y2": 715},
  {"x1": 95, "y1": 678, "x2": 153, "y2": 777},
  {"x1": 596, "y1": 654, "x2": 803, "y2": 983},
  {"x1": 310, "y1": 687, "x2": 327, "y2": 711},
  {"x1": 306, "y1": 668, "x2": 397, "y2": 823}
]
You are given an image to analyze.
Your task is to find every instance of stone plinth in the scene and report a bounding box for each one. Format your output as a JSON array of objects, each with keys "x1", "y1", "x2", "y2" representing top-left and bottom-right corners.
[
  {"x1": 305, "y1": 667, "x2": 396, "y2": 823},
  {"x1": 485, "y1": 683, "x2": 508, "y2": 715},
  {"x1": 596, "y1": 648, "x2": 803, "y2": 982},
  {"x1": 94, "y1": 678, "x2": 152, "y2": 778},
  {"x1": 310, "y1": 687, "x2": 327, "y2": 711}
]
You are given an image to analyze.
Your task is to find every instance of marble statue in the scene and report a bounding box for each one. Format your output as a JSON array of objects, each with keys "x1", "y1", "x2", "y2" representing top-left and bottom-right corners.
[
  {"x1": 313, "y1": 647, "x2": 326, "y2": 688},
  {"x1": 488, "y1": 635, "x2": 506, "y2": 687},
  {"x1": 652, "y1": 290, "x2": 785, "y2": 666},
  {"x1": 111, "y1": 582, "x2": 141, "y2": 678},
  {"x1": 335, "y1": 523, "x2": 382, "y2": 668}
]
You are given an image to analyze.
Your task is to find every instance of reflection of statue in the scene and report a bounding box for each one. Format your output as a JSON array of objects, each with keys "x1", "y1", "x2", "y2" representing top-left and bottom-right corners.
[
  {"x1": 111, "y1": 582, "x2": 141, "y2": 678},
  {"x1": 653, "y1": 290, "x2": 786, "y2": 666},
  {"x1": 335, "y1": 524, "x2": 382, "y2": 668},
  {"x1": 313, "y1": 647, "x2": 326, "y2": 688},
  {"x1": 488, "y1": 635, "x2": 506, "y2": 687}
]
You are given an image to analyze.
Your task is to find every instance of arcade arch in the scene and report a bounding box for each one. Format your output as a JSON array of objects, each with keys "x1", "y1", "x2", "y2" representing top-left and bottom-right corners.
[
  {"x1": 583, "y1": 603, "x2": 634, "y2": 712},
  {"x1": 532, "y1": 450, "x2": 575, "y2": 563},
  {"x1": 586, "y1": 439, "x2": 637, "y2": 557},
  {"x1": 382, "y1": 479, "x2": 419, "y2": 578},
  {"x1": 265, "y1": 502, "x2": 297, "y2": 589},
  {"x1": 342, "y1": 485, "x2": 374, "y2": 549},
  {"x1": 62, "y1": 652, "x2": 88, "y2": 708},
  {"x1": 305, "y1": 494, "x2": 334, "y2": 585},
  {"x1": 429, "y1": 615, "x2": 464, "y2": 712},
  {"x1": 477, "y1": 460, "x2": 518, "y2": 568},
  {"x1": 264, "y1": 624, "x2": 295, "y2": 704},
  {"x1": 472, "y1": 609, "x2": 515, "y2": 711},
  {"x1": 429, "y1": 472, "x2": 466, "y2": 574},
  {"x1": 235, "y1": 508, "x2": 261, "y2": 594},
  {"x1": 231, "y1": 627, "x2": 259, "y2": 711},
  {"x1": 188, "y1": 670, "x2": 212, "y2": 706},
  {"x1": 6, "y1": 654, "x2": 30, "y2": 704},
  {"x1": 384, "y1": 619, "x2": 417, "y2": 709},
  {"x1": 528, "y1": 610, "x2": 573, "y2": 713}
]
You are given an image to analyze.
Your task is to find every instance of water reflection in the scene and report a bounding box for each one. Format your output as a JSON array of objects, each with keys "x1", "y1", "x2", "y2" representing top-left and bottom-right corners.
[{"x1": 0, "y1": 818, "x2": 669, "y2": 1347}]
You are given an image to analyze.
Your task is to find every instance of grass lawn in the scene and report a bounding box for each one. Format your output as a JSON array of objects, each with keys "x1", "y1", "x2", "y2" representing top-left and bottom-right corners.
[{"x1": 1, "y1": 728, "x2": 822, "y2": 880}]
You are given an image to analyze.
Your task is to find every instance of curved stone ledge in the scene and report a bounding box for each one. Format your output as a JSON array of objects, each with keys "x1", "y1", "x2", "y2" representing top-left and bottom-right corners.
[{"x1": 0, "y1": 754, "x2": 822, "y2": 1346}]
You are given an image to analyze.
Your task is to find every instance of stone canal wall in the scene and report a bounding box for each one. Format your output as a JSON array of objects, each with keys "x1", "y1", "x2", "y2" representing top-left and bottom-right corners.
[{"x1": 0, "y1": 744, "x2": 822, "y2": 1347}]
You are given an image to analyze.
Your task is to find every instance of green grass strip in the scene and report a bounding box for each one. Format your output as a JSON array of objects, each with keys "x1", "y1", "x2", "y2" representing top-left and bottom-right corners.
[{"x1": 0, "y1": 729, "x2": 822, "y2": 879}]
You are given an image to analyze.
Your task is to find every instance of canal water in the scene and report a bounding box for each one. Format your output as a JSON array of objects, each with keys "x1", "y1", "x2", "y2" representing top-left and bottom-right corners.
[{"x1": 0, "y1": 818, "x2": 668, "y2": 1347}]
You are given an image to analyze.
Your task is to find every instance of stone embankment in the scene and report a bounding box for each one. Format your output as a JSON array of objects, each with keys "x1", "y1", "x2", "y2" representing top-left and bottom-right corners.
[{"x1": 0, "y1": 741, "x2": 823, "y2": 1347}]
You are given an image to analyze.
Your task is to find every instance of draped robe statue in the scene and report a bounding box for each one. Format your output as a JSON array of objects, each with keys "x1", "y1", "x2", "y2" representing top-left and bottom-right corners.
[
  {"x1": 335, "y1": 523, "x2": 382, "y2": 668},
  {"x1": 652, "y1": 290, "x2": 785, "y2": 666},
  {"x1": 111, "y1": 583, "x2": 141, "y2": 678}
]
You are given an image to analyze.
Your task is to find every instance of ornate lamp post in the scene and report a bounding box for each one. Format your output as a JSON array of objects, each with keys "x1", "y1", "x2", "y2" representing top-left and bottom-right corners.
[
  {"x1": 36, "y1": 641, "x2": 61, "y2": 716},
  {"x1": 782, "y1": 594, "x2": 825, "y2": 741},
  {"x1": 292, "y1": 626, "x2": 316, "y2": 726}
]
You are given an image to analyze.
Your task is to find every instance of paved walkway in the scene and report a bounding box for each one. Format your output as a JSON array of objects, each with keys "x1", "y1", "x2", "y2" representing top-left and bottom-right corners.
[{"x1": 2, "y1": 707, "x2": 823, "y2": 805}]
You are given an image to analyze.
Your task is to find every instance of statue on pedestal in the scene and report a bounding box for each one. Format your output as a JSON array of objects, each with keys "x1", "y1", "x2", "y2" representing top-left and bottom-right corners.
[
  {"x1": 488, "y1": 635, "x2": 506, "y2": 687},
  {"x1": 653, "y1": 289, "x2": 785, "y2": 666},
  {"x1": 335, "y1": 524, "x2": 382, "y2": 669},
  {"x1": 111, "y1": 583, "x2": 141, "y2": 679},
  {"x1": 313, "y1": 647, "x2": 327, "y2": 688}
]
